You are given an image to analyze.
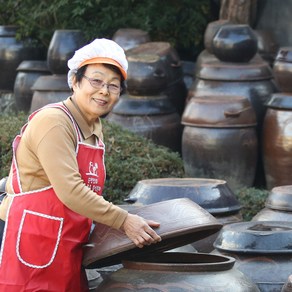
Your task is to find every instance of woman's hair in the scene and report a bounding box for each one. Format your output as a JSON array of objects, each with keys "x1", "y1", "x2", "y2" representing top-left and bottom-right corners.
[{"x1": 75, "y1": 63, "x2": 126, "y2": 94}]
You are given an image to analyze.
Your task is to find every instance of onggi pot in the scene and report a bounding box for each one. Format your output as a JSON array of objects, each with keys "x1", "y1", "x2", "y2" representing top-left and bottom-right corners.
[
  {"x1": 214, "y1": 221, "x2": 292, "y2": 292},
  {"x1": 96, "y1": 253, "x2": 259, "y2": 291}
]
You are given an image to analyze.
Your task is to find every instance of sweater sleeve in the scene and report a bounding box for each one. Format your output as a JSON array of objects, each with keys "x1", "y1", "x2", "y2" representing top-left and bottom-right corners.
[{"x1": 25, "y1": 108, "x2": 128, "y2": 229}]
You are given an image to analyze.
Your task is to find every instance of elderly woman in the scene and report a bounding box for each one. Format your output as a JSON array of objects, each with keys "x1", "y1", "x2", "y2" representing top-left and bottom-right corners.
[{"x1": 0, "y1": 38, "x2": 161, "y2": 291}]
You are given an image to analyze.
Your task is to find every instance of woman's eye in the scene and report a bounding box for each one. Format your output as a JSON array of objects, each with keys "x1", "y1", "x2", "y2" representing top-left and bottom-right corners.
[{"x1": 92, "y1": 79, "x2": 104, "y2": 86}]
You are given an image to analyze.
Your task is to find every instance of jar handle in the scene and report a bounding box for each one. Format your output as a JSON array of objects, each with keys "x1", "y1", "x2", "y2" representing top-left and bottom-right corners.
[{"x1": 224, "y1": 106, "x2": 252, "y2": 117}]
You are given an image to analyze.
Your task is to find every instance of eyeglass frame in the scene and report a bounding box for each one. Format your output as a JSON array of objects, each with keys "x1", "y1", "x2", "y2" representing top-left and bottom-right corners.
[{"x1": 81, "y1": 74, "x2": 121, "y2": 94}]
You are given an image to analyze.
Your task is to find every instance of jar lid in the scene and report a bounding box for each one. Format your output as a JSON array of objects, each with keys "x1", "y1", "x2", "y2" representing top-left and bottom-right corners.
[
  {"x1": 16, "y1": 60, "x2": 49, "y2": 72},
  {"x1": 196, "y1": 50, "x2": 273, "y2": 81},
  {"x1": 82, "y1": 198, "x2": 222, "y2": 268},
  {"x1": 124, "y1": 178, "x2": 241, "y2": 215},
  {"x1": 214, "y1": 221, "x2": 292, "y2": 254},
  {"x1": 181, "y1": 95, "x2": 257, "y2": 127},
  {"x1": 265, "y1": 93, "x2": 292, "y2": 109},
  {"x1": 31, "y1": 75, "x2": 70, "y2": 91},
  {"x1": 112, "y1": 93, "x2": 176, "y2": 115},
  {"x1": 275, "y1": 47, "x2": 292, "y2": 63},
  {"x1": 266, "y1": 185, "x2": 292, "y2": 211}
]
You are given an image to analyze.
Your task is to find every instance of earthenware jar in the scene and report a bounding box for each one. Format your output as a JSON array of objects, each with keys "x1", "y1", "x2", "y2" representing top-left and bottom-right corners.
[
  {"x1": 47, "y1": 29, "x2": 86, "y2": 74},
  {"x1": 95, "y1": 252, "x2": 259, "y2": 291},
  {"x1": 182, "y1": 95, "x2": 258, "y2": 191},
  {"x1": 0, "y1": 25, "x2": 45, "y2": 91},
  {"x1": 262, "y1": 93, "x2": 292, "y2": 189},
  {"x1": 14, "y1": 60, "x2": 50, "y2": 112},
  {"x1": 106, "y1": 93, "x2": 182, "y2": 153},
  {"x1": 214, "y1": 221, "x2": 292, "y2": 291},
  {"x1": 212, "y1": 24, "x2": 258, "y2": 63},
  {"x1": 112, "y1": 28, "x2": 150, "y2": 51},
  {"x1": 30, "y1": 75, "x2": 71, "y2": 112}
]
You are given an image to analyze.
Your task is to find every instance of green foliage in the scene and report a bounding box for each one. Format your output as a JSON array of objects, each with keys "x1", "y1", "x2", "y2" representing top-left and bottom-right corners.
[
  {"x1": 102, "y1": 119, "x2": 185, "y2": 203},
  {"x1": 235, "y1": 187, "x2": 269, "y2": 221},
  {"x1": 0, "y1": 112, "x2": 27, "y2": 177},
  {"x1": 0, "y1": 0, "x2": 213, "y2": 58}
]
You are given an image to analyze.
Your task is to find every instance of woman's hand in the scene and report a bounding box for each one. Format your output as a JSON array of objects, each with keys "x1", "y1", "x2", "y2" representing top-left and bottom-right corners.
[{"x1": 121, "y1": 213, "x2": 161, "y2": 248}]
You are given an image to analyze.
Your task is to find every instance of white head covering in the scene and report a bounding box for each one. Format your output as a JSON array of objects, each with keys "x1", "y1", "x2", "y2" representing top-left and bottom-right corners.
[{"x1": 67, "y1": 38, "x2": 128, "y2": 88}]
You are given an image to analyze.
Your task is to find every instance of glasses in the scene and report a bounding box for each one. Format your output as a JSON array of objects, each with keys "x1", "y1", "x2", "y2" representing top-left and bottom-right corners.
[{"x1": 82, "y1": 75, "x2": 121, "y2": 94}]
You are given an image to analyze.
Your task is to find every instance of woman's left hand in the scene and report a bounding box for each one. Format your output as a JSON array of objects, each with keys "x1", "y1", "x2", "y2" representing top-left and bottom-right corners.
[{"x1": 121, "y1": 213, "x2": 161, "y2": 248}]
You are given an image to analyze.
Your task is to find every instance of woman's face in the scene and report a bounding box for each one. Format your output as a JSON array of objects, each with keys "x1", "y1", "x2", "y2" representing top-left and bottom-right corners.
[{"x1": 72, "y1": 63, "x2": 121, "y2": 124}]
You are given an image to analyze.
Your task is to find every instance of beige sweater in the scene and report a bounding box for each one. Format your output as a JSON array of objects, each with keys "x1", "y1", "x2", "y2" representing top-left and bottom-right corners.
[{"x1": 0, "y1": 97, "x2": 128, "y2": 229}]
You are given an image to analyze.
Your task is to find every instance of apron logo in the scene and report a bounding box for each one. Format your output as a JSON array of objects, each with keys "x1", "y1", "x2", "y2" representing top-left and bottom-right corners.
[{"x1": 86, "y1": 162, "x2": 98, "y2": 177}]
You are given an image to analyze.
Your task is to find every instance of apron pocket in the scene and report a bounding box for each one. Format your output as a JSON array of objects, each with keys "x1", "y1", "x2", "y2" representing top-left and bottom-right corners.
[{"x1": 16, "y1": 209, "x2": 63, "y2": 268}]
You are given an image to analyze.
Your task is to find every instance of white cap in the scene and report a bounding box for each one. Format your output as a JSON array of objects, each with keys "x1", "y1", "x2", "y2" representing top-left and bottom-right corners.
[{"x1": 67, "y1": 38, "x2": 128, "y2": 88}]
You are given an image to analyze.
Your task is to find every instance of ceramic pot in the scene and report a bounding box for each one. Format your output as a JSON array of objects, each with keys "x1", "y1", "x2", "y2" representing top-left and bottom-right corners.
[
  {"x1": 47, "y1": 29, "x2": 86, "y2": 74},
  {"x1": 212, "y1": 24, "x2": 258, "y2": 63},
  {"x1": 14, "y1": 60, "x2": 50, "y2": 112},
  {"x1": 182, "y1": 95, "x2": 258, "y2": 191},
  {"x1": 106, "y1": 93, "x2": 182, "y2": 153},
  {"x1": 262, "y1": 93, "x2": 292, "y2": 189},
  {"x1": 112, "y1": 28, "x2": 150, "y2": 51},
  {"x1": 204, "y1": 19, "x2": 231, "y2": 54},
  {"x1": 126, "y1": 42, "x2": 187, "y2": 115},
  {"x1": 188, "y1": 50, "x2": 279, "y2": 188},
  {"x1": 83, "y1": 198, "x2": 222, "y2": 269},
  {"x1": 0, "y1": 25, "x2": 45, "y2": 91},
  {"x1": 30, "y1": 74, "x2": 71, "y2": 112},
  {"x1": 273, "y1": 47, "x2": 292, "y2": 92},
  {"x1": 124, "y1": 178, "x2": 243, "y2": 252},
  {"x1": 252, "y1": 185, "x2": 292, "y2": 221},
  {"x1": 214, "y1": 221, "x2": 292, "y2": 292},
  {"x1": 96, "y1": 252, "x2": 259, "y2": 291}
]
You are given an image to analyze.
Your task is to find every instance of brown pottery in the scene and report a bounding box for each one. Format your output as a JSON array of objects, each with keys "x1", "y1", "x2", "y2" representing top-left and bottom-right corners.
[
  {"x1": 262, "y1": 93, "x2": 292, "y2": 189},
  {"x1": 14, "y1": 60, "x2": 51, "y2": 112},
  {"x1": 126, "y1": 42, "x2": 187, "y2": 115},
  {"x1": 30, "y1": 75, "x2": 71, "y2": 112},
  {"x1": 82, "y1": 198, "x2": 222, "y2": 269},
  {"x1": 181, "y1": 95, "x2": 258, "y2": 191},
  {"x1": 95, "y1": 252, "x2": 259, "y2": 291},
  {"x1": 112, "y1": 28, "x2": 150, "y2": 51},
  {"x1": 0, "y1": 25, "x2": 45, "y2": 91},
  {"x1": 273, "y1": 47, "x2": 292, "y2": 92},
  {"x1": 214, "y1": 221, "x2": 292, "y2": 291},
  {"x1": 106, "y1": 93, "x2": 182, "y2": 153}
]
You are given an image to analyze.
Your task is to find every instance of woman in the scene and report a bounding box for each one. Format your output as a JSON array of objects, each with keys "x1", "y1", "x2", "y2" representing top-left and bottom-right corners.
[{"x1": 0, "y1": 38, "x2": 161, "y2": 291}]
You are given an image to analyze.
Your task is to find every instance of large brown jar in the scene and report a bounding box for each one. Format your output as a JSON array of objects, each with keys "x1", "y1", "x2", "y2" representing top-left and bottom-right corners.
[
  {"x1": 181, "y1": 95, "x2": 258, "y2": 191},
  {"x1": 262, "y1": 93, "x2": 292, "y2": 189}
]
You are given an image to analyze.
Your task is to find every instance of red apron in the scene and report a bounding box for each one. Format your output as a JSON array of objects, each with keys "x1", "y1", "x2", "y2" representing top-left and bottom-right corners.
[{"x1": 0, "y1": 103, "x2": 106, "y2": 291}]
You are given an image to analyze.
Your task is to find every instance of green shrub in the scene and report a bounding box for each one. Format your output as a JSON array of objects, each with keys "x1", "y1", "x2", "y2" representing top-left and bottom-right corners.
[
  {"x1": 0, "y1": 0, "x2": 213, "y2": 59},
  {"x1": 235, "y1": 187, "x2": 269, "y2": 221}
]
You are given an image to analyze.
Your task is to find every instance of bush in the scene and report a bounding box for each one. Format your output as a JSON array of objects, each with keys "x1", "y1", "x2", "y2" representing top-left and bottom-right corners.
[{"x1": 0, "y1": 0, "x2": 214, "y2": 60}]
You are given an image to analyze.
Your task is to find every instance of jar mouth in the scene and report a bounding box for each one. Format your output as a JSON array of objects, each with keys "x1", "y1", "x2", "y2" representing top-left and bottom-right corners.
[{"x1": 122, "y1": 252, "x2": 235, "y2": 272}]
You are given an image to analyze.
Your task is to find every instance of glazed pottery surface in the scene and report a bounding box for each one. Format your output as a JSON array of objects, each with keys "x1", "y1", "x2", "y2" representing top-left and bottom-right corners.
[
  {"x1": 47, "y1": 29, "x2": 86, "y2": 74},
  {"x1": 212, "y1": 24, "x2": 258, "y2": 63},
  {"x1": 214, "y1": 221, "x2": 292, "y2": 291},
  {"x1": 106, "y1": 93, "x2": 182, "y2": 152},
  {"x1": 124, "y1": 178, "x2": 241, "y2": 215},
  {"x1": 30, "y1": 74, "x2": 71, "y2": 112},
  {"x1": 82, "y1": 198, "x2": 222, "y2": 268},
  {"x1": 14, "y1": 60, "x2": 50, "y2": 112},
  {"x1": 0, "y1": 25, "x2": 45, "y2": 91},
  {"x1": 181, "y1": 95, "x2": 258, "y2": 191},
  {"x1": 263, "y1": 93, "x2": 292, "y2": 189},
  {"x1": 96, "y1": 252, "x2": 260, "y2": 292},
  {"x1": 112, "y1": 28, "x2": 150, "y2": 51}
]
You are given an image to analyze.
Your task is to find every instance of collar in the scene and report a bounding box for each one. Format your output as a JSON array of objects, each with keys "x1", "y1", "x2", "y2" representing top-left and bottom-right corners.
[{"x1": 63, "y1": 97, "x2": 103, "y2": 140}]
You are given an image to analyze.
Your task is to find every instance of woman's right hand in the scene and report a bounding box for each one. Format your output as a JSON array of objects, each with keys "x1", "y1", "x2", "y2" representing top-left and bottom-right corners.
[{"x1": 120, "y1": 213, "x2": 161, "y2": 248}]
